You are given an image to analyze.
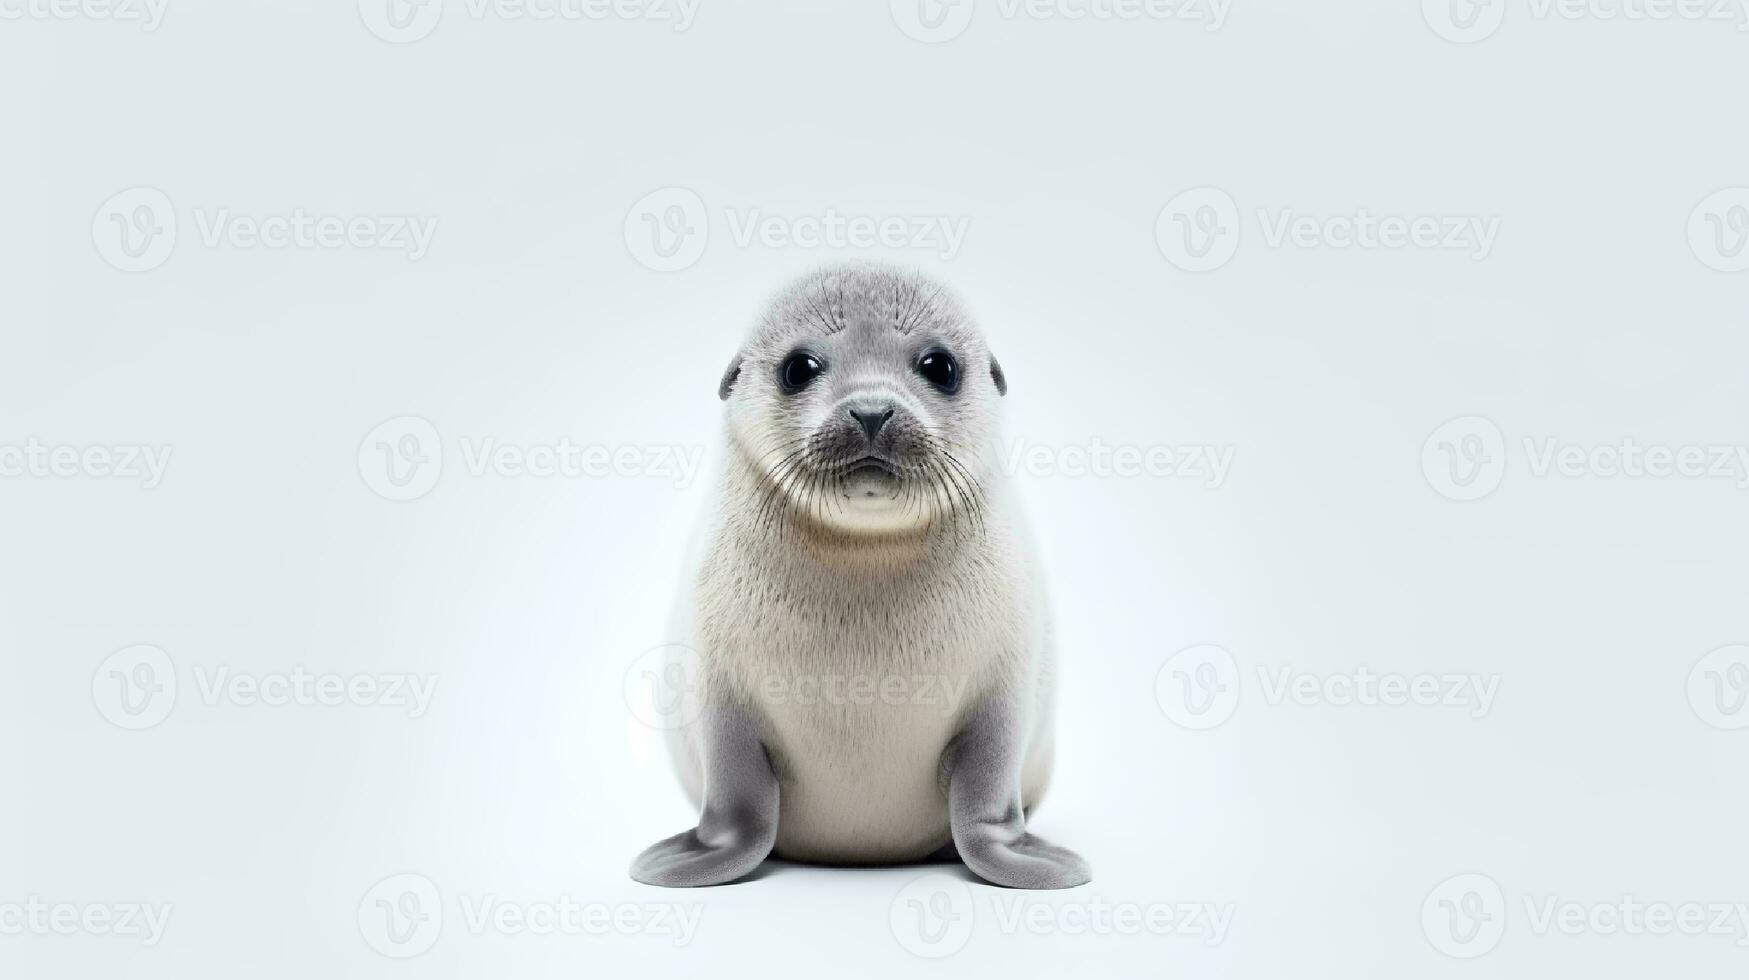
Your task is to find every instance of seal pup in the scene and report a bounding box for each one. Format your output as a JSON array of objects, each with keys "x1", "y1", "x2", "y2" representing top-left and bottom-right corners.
[{"x1": 631, "y1": 264, "x2": 1089, "y2": 889}]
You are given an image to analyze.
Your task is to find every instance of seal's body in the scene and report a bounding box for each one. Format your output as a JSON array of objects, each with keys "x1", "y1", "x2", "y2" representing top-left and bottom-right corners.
[
  {"x1": 633, "y1": 265, "x2": 1089, "y2": 889},
  {"x1": 679, "y1": 477, "x2": 1056, "y2": 864}
]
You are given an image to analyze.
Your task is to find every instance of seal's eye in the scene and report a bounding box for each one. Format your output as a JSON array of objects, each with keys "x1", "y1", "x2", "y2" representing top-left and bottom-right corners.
[
  {"x1": 778, "y1": 351, "x2": 823, "y2": 394},
  {"x1": 916, "y1": 349, "x2": 960, "y2": 394}
]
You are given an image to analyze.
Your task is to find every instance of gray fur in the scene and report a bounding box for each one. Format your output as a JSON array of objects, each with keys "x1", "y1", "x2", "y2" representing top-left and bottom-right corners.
[
  {"x1": 631, "y1": 264, "x2": 1088, "y2": 889},
  {"x1": 628, "y1": 694, "x2": 778, "y2": 887}
]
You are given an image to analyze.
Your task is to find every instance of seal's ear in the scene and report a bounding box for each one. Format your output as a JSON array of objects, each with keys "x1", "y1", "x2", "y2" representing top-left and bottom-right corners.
[
  {"x1": 718, "y1": 353, "x2": 744, "y2": 401},
  {"x1": 990, "y1": 356, "x2": 1007, "y2": 396}
]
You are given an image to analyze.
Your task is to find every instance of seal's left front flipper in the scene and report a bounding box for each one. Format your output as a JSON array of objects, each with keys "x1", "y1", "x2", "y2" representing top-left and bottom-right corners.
[
  {"x1": 631, "y1": 699, "x2": 777, "y2": 887},
  {"x1": 943, "y1": 698, "x2": 1091, "y2": 890}
]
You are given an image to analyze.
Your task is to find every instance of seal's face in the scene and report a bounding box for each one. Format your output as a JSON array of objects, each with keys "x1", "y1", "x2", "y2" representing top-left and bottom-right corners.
[{"x1": 719, "y1": 268, "x2": 1006, "y2": 537}]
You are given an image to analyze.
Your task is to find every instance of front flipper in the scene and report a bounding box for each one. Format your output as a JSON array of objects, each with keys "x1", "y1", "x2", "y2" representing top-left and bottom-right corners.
[
  {"x1": 631, "y1": 698, "x2": 778, "y2": 887},
  {"x1": 944, "y1": 699, "x2": 1090, "y2": 890}
]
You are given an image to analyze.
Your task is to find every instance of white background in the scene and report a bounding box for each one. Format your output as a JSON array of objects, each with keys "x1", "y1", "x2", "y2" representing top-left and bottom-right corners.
[{"x1": 2, "y1": 0, "x2": 1747, "y2": 976}]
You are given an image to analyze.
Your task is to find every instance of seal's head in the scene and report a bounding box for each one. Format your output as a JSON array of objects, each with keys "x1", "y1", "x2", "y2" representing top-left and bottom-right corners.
[{"x1": 718, "y1": 265, "x2": 1007, "y2": 537}]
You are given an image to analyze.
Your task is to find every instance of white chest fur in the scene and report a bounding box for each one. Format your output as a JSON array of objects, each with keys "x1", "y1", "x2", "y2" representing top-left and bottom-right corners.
[{"x1": 684, "y1": 514, "x2": 1048, "y2": 862}]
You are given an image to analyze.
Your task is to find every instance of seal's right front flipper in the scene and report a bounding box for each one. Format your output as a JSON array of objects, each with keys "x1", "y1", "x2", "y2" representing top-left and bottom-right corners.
[
  {"x1": 944, "y1": 697, "x2": 1091, "y2": 890},
  {"x1": 631, "y1": 699, "x2": 778, "y2": 887}
]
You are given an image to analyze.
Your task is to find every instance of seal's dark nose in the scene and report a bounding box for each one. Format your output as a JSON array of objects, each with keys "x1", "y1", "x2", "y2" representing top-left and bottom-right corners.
[{"x1": 849, "y1": 406, "x2": 894, "y2": 444}]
